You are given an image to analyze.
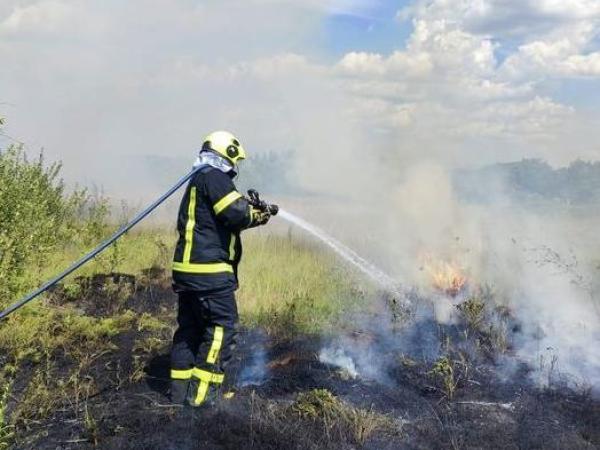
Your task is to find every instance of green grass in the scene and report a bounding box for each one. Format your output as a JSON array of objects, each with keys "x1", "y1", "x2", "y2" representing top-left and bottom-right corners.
[
  {"x1": 239, "y1": 230, "x2": 368, "y2": 335},
  {"x1": 36, "y1": 227, "x2": 174, "y2": 282},
  {"x1": 2, "y1": 224, "x2": 366, "y2": 377},
  {"x1": 26, "y1": 226, "x2": 366, "y2": 334},
  {"x1": 37, "y1": 224, "x2": 367, "y2": 335},
  {"x1": 0, "y1": 228, "x2": 368, "y2": 441},
  {"x1": 0, "y1": 148, "x2": 371, "y2": 444}
]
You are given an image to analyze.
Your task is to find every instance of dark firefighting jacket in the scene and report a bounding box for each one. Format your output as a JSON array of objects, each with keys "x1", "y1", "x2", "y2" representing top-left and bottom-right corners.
[{"x1": 172, "y1": 165, "x2": 252, "y2": 293}]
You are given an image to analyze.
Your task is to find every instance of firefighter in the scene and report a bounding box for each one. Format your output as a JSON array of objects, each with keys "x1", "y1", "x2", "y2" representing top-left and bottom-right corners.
[{"x1": 169, "y1": 131, "x2": 272, "y2": 407}]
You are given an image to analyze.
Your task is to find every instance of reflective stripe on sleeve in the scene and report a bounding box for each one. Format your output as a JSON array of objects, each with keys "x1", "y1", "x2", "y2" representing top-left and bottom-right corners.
[{"x1": 213, "y1": 191, "x2": 242, "y2": 215}]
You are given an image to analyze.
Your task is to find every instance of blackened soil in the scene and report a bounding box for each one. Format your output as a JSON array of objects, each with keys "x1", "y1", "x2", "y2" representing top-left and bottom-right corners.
[
  {"x1": 12, "y1": 275, "x2": 600, "y2": 450},
  {"x1": 14, "y1": 329, "x2": 600, "y2": 450},
  {"x1": 48, "y1": 268, "x2": 173, "y2": 317}
]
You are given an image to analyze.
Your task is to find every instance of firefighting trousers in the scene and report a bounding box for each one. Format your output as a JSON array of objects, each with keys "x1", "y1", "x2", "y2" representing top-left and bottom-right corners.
[{"x1": 169, "y1": 290, "x2": 238, "y2": 406}]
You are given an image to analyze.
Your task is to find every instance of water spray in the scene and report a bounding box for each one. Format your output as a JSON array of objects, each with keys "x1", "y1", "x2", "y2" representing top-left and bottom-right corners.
[
  {"x1": 277, "y1": 209, "x2": 407, "y2": 305},
  {"x1": 0, "y1": 166, "x2": 406, "y2": 320},
  {"x1": 241, "y1": 191, "x2": 404, "y2": 300}
]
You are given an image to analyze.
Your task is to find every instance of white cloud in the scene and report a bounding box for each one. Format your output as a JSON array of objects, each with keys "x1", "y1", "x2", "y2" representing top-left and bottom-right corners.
[
  {"x1": 0, "y1": 0, "x2": 73, "y2": 34},
  {"x1": 399, "y1": 0, "x2": 600, "y2": 38},
  {"x1": 561, "y1": 52, "x2": 600, "y2": 76},
  {"x1": 334, "y1": 14, "x2": 570, "y2": 146},
  {"x1": 400, "y1": 0, "x2": 600, "y2": 80},
  {"x1": 328, "y1": 0, "x2": 600, "y2": 166},
  {"x1": 503, "y1": 23, "x2": 600, "y2": 78},
  {"x1": 0, "y1": 0, "x2": 599, "y2": 195}
]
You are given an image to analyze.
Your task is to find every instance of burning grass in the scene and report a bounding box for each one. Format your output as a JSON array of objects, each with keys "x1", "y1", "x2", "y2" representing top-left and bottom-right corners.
[
  {"x1": 419, "y1": 254, "x2": 468, "y2": 297},
  {"x1": 2, "y1": 224, "x2": 599, "y2": 450}
]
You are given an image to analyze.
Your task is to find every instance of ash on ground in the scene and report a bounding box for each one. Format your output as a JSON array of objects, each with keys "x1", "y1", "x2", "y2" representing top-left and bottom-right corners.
[{"x1": 10, "y1": 280, "x2": 600, "y2": 450}]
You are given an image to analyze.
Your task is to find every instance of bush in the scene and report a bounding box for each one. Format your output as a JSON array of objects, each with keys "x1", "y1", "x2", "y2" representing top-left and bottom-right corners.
[{"x1": 0, "y1": 146, "x2": 109, "y2": 303}]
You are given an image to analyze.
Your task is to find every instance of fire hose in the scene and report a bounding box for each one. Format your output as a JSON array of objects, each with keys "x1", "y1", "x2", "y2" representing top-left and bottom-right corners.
[{"x1": 0, "y1": 168, "x2": 278, "y2": 321}]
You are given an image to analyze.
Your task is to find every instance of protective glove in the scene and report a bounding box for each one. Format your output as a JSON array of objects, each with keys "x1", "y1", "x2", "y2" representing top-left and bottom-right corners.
[{"x1": 250, "y1": 208, "x2": 271, "y2": 227}]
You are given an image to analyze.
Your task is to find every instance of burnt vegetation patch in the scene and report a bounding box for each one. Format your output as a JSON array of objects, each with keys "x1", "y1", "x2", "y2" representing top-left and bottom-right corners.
[
  {"x1": 3, "y1": 274, "x2": 599, "y2": 450},
  {"x1": 1, "y1": 149, "x2": 599, "y2": 449}
]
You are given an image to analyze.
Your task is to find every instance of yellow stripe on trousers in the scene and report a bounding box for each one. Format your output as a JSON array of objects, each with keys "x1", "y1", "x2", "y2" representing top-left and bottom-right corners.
[
  {"x1": 207, "y1": 326, "x2": 224, "y2": 364},
  {"x1": 170, "y1": 368, "x2": 193, "y2": 380},
  {"x1": 191, "y1": 328, "x2": 224, "y2": 405},
  {"x1": 192, "y1": 368, "x2": 224, "y2": 405}
]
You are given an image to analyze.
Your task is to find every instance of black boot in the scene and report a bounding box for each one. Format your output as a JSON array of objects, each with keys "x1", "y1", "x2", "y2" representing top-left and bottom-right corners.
[
  {"x1": 169, "y1": 379, "x2": 190, "y2": 405},
  {"x1": 186, "y1": 368, "x2": 224, "y2": 407}
]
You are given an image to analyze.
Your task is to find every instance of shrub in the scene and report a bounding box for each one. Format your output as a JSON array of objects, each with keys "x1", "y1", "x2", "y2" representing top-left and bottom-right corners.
[{"x1": 0, "y1": 146, "x2": 109, "y2": 303}]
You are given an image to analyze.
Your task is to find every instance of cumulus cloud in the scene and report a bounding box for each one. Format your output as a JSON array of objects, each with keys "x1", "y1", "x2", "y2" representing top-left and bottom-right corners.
[
  {"x1": 332, "y1": 0, "x2": 600, "y2": 167},
  {"x1": 399, "y1": 0, "x2": 600, "y2": 78},
  {"x1": 0, "y1": 0, "x2": 599, "y2": 196},
  {"x1": 399, "y1": 0, "x2": 600, "y2": 38},
  {"x1": 333, "y1": 19, "x2": 576, "y2": 164}
]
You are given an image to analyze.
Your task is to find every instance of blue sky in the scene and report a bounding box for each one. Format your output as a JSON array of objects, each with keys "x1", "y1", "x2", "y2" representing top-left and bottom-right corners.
[
  {"x1": 323, "y1": 1, "x2": 413, "y2": 57},
  {"x1": 546, "y1": 78, "x2": 600, "y2": 112},
  {"x1": 321, "y1": 2, "x2": 600, "y2": 115}
]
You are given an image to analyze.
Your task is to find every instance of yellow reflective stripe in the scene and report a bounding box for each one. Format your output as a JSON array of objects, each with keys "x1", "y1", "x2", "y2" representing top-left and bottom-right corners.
[
  {"x1": 191, "y1": 368, "x2": 225, "y2": 384},
  {"x1": 194, "y1": 380, "x2": 210, "y2": 405},
  {"x1": 213, "y1": 191, "x2": 242, "y2": 215},
  {"x1": 190, "y1": 368, "x2": 224, "y2": 405},
  {"x1": 170, "y1": 368, "x2": 193, "y2": 380},
  {"x1": 207, "y1": 326, "x2": 224, "y2": 364},
  {"x1": 172, "y1": 262, "x2": 233, "y2": 274},
  {"x1": 183, "y1": 187, "x2": 197, "y2": 263},
  {"x1": 229, "y1": 234, "x2": 236, "y2": 260}
]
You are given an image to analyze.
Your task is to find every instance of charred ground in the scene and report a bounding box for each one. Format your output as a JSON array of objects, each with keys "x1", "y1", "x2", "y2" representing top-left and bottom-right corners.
[{"x1": 3, "y1": 270, "x2": 599, "y2": 450}]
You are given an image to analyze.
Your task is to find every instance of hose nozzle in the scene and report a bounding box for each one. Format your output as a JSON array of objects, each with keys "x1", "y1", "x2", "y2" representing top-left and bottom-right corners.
[{"x1": 247, "y1": 189, "x2": 279, "y2": 216}]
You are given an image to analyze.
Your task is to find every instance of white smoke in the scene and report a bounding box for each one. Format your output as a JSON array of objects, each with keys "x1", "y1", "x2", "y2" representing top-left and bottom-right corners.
[
  {"x1": 318, "y1": 347, "x2": 358, "y2": 379},
  {"x1": 318, "y1": 335, "x2": 392, "y2": 384},
  {"x1": 298, "y1": 160, "x2": 600, "y2": 392},
  {"x1": 237, "y1": 332, "x2": 269, "y2": 388}
]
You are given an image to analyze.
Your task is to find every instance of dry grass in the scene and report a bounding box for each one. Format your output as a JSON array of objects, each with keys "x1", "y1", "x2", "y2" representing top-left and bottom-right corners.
[{"x1": 291, "y1": 389, "x2": 399, "y2": 446}]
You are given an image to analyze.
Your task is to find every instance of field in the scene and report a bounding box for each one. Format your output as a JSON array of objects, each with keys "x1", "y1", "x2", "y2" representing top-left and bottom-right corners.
[{"x1": 1, "y1": 148, "x2": 599, "y2": 449}]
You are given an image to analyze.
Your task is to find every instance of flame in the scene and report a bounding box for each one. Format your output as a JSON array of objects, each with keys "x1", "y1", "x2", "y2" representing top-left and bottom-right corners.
[{"x1": 420, "y1": 254, "x2": 468, "y2": 297}]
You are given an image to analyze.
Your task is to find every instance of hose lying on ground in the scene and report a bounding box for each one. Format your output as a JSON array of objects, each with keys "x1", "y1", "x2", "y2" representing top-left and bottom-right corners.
[{"x1": 0, "y1": 166, "x2": 202, "y2": 321}]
